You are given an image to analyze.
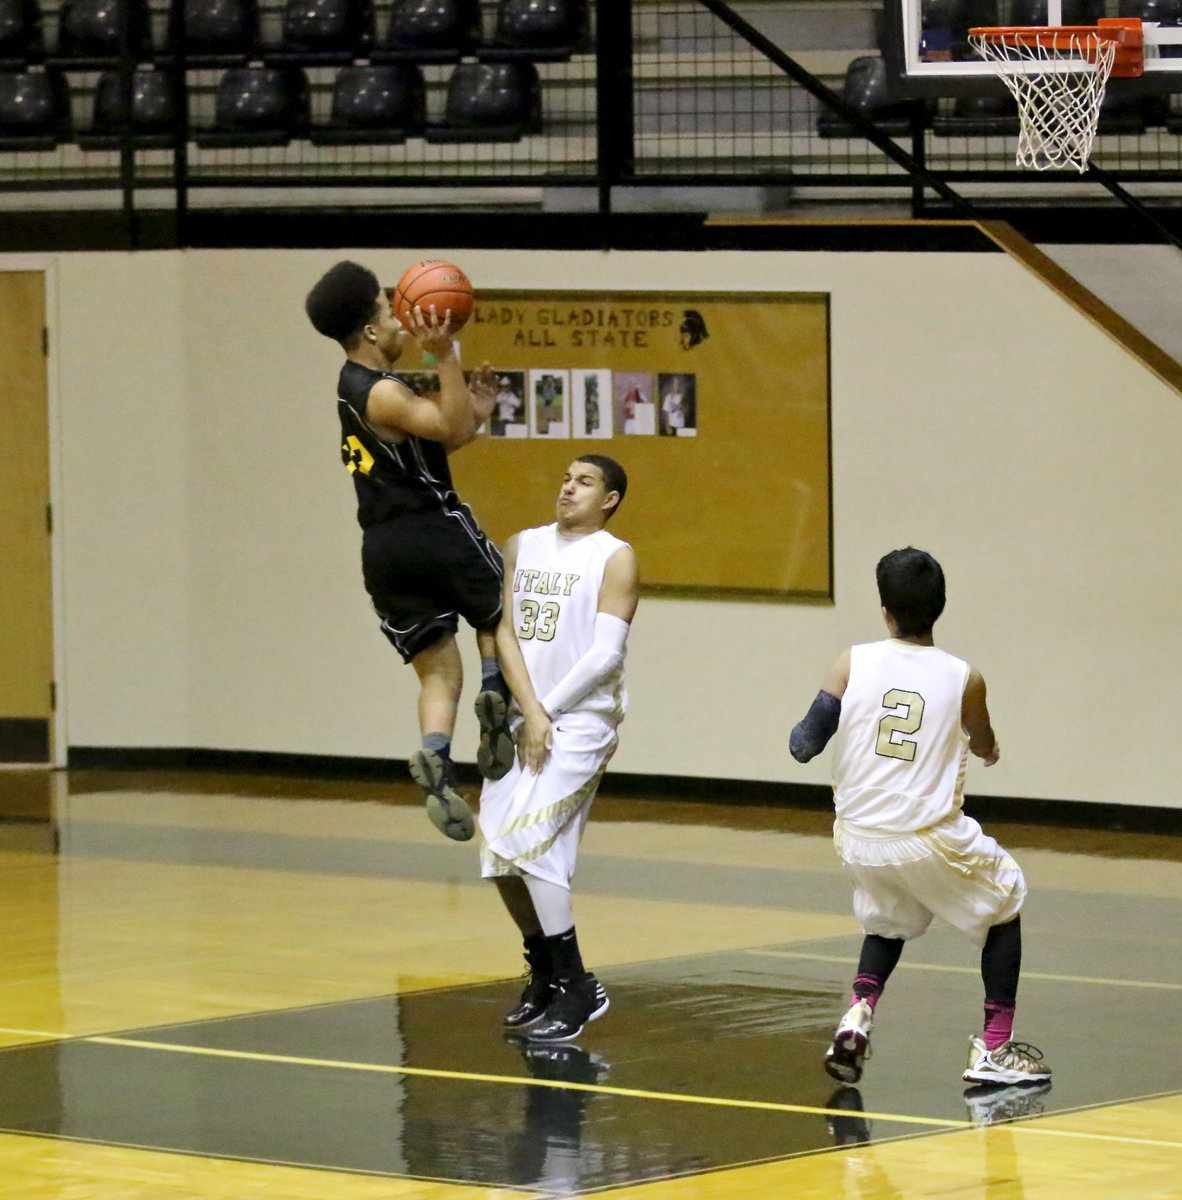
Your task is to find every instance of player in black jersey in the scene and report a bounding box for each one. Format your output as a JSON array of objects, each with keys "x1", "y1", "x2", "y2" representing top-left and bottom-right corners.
[{"x1": 306, "y1": 260, "x2": 515, "y2": 841}]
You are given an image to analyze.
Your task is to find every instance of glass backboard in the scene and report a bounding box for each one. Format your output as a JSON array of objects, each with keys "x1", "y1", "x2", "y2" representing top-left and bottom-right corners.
[{"x1": 883, "y1": 1, "x2": 1182, "y2": 96}]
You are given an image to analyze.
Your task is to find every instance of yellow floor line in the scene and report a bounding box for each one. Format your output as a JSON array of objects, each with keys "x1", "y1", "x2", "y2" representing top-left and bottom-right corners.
[
  {"x1": 747, "y1": 949, "x2": 1182, "y2": 991},
  {"x1": 90, "y1": 1036, "x2": 964, "y2": 1129},
  {"x1": 13, "y1": 1032, "x2": 1180, "y2": 1155},
  {"x1": 0, "y1": 1026, "x2": 72, "y2": 1040}
]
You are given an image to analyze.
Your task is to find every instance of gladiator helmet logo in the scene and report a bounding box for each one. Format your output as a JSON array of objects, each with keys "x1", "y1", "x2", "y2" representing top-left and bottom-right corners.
[{"x1": 679, "y1": 310, "x2": 709, "y2": 350}]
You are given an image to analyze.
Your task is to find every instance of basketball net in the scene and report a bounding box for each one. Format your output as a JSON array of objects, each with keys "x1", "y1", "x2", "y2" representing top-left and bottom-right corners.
[{"x1": 968, "y1": 30, "x2": 1117, "y2": 172}]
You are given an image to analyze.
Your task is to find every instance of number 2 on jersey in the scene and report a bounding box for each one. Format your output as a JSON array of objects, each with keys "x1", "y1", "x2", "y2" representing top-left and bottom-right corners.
[
  {"x1": 518, "y1": 598, "x2": 559, "y2": 641},
  {"x1": 876, "y1": 689, "x2": 925, "y2": 761}
]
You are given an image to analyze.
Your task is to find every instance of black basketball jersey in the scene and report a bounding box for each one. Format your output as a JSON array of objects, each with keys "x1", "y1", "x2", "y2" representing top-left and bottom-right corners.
[{"x1": 337, "y1": 359, "x2": 458, "y2": 527}]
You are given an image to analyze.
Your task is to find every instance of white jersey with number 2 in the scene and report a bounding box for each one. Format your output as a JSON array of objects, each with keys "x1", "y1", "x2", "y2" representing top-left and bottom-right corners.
[
  {"x1": 832, "y1": 640, "x2": 970, "y2": 835},
  {"x1": 512, "y1": 523, "x2": 629, "y2": 725}
]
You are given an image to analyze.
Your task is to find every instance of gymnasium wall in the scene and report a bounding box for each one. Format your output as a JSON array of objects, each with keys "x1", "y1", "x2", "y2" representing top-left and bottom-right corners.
[{"x1": 41, "y1": 246, "x2": 1182, "y2": 810}]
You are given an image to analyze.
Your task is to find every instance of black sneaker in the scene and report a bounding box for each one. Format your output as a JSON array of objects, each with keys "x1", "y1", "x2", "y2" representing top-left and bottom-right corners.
[
  {"x1": 474, "y1": 690, "x2": 515, "y2": 781},
  {"x1": 825, "y1": 1085, "x2": 871, "y2": 1146},
  {"x1": 504, "y1": 960, "x2": 556, "y2": 1030},
  {"x1": 408, "y1": 749, "x2": 474, "y2": 841},
  {"x1": 526, "y1": 973, "x2": 609, "y2": 1043},
  {"x1": 520, "y1": 1041, "x2": 609, "y2": 1085}
]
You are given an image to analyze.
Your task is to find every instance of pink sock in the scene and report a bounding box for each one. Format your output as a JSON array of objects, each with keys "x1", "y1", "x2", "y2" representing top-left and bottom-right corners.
[
  {"x1": 983, "y1": 1001, "x2": 1015, "y2": 1051},
  {"x1": 850, "y1": 973, "x2": 885, "y2": 1010}
]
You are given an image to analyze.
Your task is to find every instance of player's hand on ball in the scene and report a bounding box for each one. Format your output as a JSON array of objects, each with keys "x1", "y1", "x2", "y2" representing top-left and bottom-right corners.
[
  {"x1": 518, "y1": 710, "x2": 553, "y2": 775},
  {"x1": 403, "y1": 304, "x2": 457, "y2": 359}
]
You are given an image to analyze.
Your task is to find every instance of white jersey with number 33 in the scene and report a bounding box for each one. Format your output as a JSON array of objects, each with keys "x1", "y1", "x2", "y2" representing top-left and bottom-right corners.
[
  {"x1": 832, "y1": 640, "x2": 970, "y2": 835},
  {"x1": 512, "y1": 523, "x2": 629, "y2": 725}
]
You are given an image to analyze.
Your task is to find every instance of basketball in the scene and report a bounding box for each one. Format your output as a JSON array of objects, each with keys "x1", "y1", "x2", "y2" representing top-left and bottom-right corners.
[{"x1": 391, "y1": 260, "x2": 474, "y2": 334}]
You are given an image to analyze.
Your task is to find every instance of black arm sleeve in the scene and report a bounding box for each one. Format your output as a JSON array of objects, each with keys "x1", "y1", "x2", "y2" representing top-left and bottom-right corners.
[{"x1": 789, "y1": 690, "x2": 842, "y2": 763}]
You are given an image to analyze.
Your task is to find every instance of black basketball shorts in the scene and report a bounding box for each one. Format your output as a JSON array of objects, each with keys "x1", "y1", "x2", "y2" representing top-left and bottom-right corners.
[{"x1": 361, "y1": 503, "x2": 504, "y2": 664}]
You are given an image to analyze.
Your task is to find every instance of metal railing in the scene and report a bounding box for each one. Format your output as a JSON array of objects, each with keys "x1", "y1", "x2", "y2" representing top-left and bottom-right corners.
[{"x1": 3, "y1": 1, "x2": 1182, "y2": 244}]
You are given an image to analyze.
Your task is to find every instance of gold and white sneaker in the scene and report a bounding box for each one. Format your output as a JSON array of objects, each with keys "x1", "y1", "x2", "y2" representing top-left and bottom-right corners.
[
  {"x1": 824, "y1": 999, "x2": 874, "y2": 1084},
  {"x1": 964, "y1": 1080, "x2": 1052, "y2": 1126},
  {"x1": 963, "y1": 1036, "x2": 1052, "y2": 1085}
]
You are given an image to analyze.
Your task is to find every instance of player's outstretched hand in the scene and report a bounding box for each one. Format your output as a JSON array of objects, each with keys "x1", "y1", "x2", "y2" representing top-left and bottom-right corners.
[
  {"x1": 402, "y1": 303, "x2": 457, "y2": 359},
  {"x1": 518, "y1": 709, "x2": 553, "y2": 775}
]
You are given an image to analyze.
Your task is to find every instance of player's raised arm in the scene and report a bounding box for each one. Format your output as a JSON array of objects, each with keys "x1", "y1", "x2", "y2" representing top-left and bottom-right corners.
[
  {"x1": 361, "y1": 305, "x2": 476, "y2": 450},
  {"x1": 789, "y1": 647, "x2": 850, "y2": 763},
  {"x1": 962, "y1": 667, "x2": 999, "y2": 766},
  {"x1": 538, "y1": 545, "x2": 637, "y2": 720}
]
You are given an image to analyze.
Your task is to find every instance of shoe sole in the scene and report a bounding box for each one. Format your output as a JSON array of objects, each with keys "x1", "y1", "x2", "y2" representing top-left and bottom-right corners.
[
  {"x1": 410, "y1": 750, "x2": 475, "y2": 842},
  {"x1": 824, "y1": 1029, "x2": 868, "y2": 1084},
  {"x1": 963, "y1": 1080, "x2": 1052, "y2": 1125},
  {"x1": 963, "y1": 1066, "x2": 1052, "y2": 1085},
  {"x1": 474, "y1": 691, "x2": 514, "y2": 781},
  {"x1": 526, "y1": 993, "x2": 610, "y2": 1044}
]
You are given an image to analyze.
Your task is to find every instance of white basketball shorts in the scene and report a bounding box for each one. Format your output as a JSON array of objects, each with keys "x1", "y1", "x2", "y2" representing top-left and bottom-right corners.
[
  {"x1": 479, "y1": 711, "x2": 618, "y2": 888},
  {"x1": 835, "y1": 812, "x2": 1027, "y2": 945}
]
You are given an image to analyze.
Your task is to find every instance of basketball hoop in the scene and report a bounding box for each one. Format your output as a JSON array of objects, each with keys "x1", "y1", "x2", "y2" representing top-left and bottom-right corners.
[{"x1": 968, "y1": 18, "x2": 1144, "y2": 172}]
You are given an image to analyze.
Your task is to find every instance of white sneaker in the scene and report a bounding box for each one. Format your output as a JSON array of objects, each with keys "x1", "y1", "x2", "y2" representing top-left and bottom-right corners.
[
  {"x1": 824, "y1": 999, "x2": 874, "y2": 1083},
  {"x1": 963, "y1": 1035, "x2": 1052, "y2": 1085},
  {"x1": 964, "y1": 1080, "x2": 1052, "y2": 1126}
]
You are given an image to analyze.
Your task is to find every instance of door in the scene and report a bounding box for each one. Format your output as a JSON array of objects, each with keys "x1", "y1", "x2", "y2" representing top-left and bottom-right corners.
[{"x1": 0, "y1": 271, "x2": 52, "y2": 762}]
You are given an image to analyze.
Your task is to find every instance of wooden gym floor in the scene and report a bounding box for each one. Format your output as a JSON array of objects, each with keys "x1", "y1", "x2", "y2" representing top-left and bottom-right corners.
[{"x1": 0, "y1": 766, "x2": 1179, "y2": 1199}]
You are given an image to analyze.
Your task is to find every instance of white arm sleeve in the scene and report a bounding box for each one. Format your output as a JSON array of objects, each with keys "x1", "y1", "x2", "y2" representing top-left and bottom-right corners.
[{"x1": 541, "y1": 612, "x2": 630, "y2": 718}]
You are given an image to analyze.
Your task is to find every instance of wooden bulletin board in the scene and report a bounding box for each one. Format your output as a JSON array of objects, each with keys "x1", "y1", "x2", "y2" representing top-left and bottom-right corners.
[{"x1": 443, "y1": 291, "x2": 831, "y2": 599}]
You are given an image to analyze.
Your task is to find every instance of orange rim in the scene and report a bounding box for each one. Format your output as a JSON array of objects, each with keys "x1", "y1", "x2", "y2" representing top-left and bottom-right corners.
[{"x1": 971, "y1": 26, "x2": 1119, "y2": 49}]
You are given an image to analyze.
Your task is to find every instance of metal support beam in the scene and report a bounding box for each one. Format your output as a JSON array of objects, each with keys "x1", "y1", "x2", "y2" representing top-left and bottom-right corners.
[{"x1": 694, "y1": 0, "x2": 978, "y2": 218}]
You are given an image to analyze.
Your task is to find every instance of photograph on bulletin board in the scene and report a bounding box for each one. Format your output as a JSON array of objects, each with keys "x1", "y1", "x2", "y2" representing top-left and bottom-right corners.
[{"x1": 443, "y1": 291, "x2": 831, "y2": 600}]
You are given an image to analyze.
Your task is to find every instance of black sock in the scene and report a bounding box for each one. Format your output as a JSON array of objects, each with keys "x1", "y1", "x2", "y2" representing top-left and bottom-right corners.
[
  {"x1": 545, "y1": 926, "x2": 585, "y2": 980},
  {"x1": 856, "y1": 934, "x2": 905, "y2": 984},
  {"x1": 982, "y1": 915, "x2": 1022, "y2": 1006},
  {"x1": 850, "y1": 934, "x2": 904, "y2": 1006},
  {"x1": 523, "y1": 932, "x2": 552, "y2": 977}
]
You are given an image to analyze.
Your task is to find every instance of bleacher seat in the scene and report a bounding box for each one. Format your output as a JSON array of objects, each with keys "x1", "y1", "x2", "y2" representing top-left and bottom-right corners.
[
  {"x1": 194, "y1": 65, "x2": 309, "y2": 146},
  {"x1": 267, "y1": 0, "x2": 374, "y2": 64},
  {"x1": 817, "y1": 55, "x2": 932, "y2": 138},
  {"x1": 52, "y1": 0, "x2": 153, "y2": 67},
  {"x1": 372, "y1": 0, "x2": 481, "y2": 64},
  {"x1": 1009, "y1": 1, "x2": 1105, "y2": 22},
  {"x1": 1132, "y1": 1, "x2": 1182, "y2": 58},
  {"x1": 424, "y1": 60, "x2": 541, "y2": 142},
  {"x1": 478, "y1": 0, "x2": 587, "y2": 63},
  {"x1": 1095, "y1": 89, "x2": 1149, "y2": 135},
  {"x1": 309, "y1": 63, "x2": 424, "y2": 144},
  {"x1": 932, "y1": 92, "x2": 1020, "y2": 136},
  {"x1": 78, "y1": 67, "x2": 177, "y2": 149},
  {"x1": 0, "y1": 0, "x2": 43, "y2": 68},
  {"x1": 169, "y1": 0, "x2": 260, "y2": 66},
  {"x1": 921, "y1": 0, "x2": 998, "y2": 62},
  {"x1": 0, "y1": 67, "x2": 69, "y2": 148},
  {"x1": 1124, "y1": 0, "x2": 1182, "y2": 22}
]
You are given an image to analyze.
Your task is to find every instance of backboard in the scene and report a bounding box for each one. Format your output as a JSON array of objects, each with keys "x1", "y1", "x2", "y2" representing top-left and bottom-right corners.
[{"x1": 883, "y1": 1, "x2": 1182, "y2": 96}]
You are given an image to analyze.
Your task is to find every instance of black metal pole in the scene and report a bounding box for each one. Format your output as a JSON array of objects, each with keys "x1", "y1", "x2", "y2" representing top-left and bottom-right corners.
[
  {"x1": 118, "y1": 1, "x2": 137, "y2": 246},
  {"x1": 167, "y1": 0, "x2": 190, "y2": 247},
  {"x1": 694, "y1": 0, "x2": 978, "y2": 219},
  {"x1": 595, "y1": 0, "x2": 636, "y2": 238}
]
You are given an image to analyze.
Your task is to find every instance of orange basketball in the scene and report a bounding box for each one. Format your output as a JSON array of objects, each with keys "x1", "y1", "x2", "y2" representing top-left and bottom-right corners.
[{"x1": 391, "y1": 260, "x2": 474, "y2": 334}]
